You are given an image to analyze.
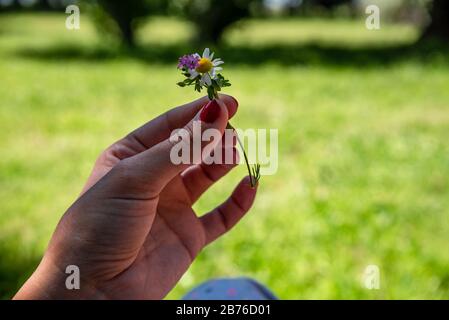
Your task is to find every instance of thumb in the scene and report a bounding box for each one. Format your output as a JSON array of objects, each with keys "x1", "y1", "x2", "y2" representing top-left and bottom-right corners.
[{"x1": 105, "y1": 99, "x2": 229, "y2": 199}]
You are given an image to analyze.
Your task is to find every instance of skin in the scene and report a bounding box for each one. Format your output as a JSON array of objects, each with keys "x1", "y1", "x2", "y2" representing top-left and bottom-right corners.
[{"x1": 14, "y1": 94, "x2": 257, "y2": 300}]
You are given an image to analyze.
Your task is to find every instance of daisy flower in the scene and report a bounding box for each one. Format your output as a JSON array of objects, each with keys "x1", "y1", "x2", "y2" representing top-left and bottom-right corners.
[
  {"x1": 189, "y1": 48, "x2": 224, "y2": 86},
  {"x1": 177, "y1": 48, "x2": 230, "y2": 100}
]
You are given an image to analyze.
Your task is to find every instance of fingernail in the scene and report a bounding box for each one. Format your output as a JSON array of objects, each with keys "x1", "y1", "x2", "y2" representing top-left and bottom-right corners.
[
  {"x1": 244, "y1": 175, "x2": 256, "y2": 188},
  {"x1": 230, "y1": 96, "x2": 239, "y2": 108},
  {"x1": 200, "y1": 99, "x2": 221, "y2": 123}
]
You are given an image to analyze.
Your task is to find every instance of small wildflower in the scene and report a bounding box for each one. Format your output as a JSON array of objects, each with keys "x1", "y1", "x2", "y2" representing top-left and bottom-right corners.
[
  {"x1": 176, "y1": 48, "x2": 260, "y2": 187},
  {"x1": 177, "y1": 53, "x2": 200, "y2": 71},
  {"x1": 177, "y1": 48, "x2": 230, "y2": 100}
]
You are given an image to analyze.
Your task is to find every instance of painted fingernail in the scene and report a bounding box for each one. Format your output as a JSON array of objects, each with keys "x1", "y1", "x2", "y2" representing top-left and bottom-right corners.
[
  {"x1": 244, "y1": 175, "x2": 258, "y2": 189},
  {"x1": 200, "y1": 99, "x2": 221, "y2": 123},
  {"x1": 230, "y1": 96, "x2": 239, "y2": 108}
]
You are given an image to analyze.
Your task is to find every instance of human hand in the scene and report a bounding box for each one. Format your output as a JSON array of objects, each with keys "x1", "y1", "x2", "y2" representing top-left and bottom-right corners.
[{"x1": 14, "y1": 95, "x2": 258, "y2": 299}]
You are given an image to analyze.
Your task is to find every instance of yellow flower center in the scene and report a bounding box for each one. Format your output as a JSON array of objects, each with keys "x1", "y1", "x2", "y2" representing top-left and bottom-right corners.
[{"x1": 196, "y1": 57, "x2": 213, "y2": 73}]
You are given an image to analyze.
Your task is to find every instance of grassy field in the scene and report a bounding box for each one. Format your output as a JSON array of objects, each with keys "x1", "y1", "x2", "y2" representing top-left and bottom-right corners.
[{"x1": 1, "y1": 12, "x2": 449, "y2": 299}]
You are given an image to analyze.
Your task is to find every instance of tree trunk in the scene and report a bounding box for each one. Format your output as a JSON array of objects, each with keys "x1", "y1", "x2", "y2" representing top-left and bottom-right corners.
[
  {"x1": 117, "y1": 19, "x2": 136, "y2": 48},
  {"x1": 193, "y1": 0, "x2": 251, "y2": 45},
  {"x1": 422, "y1": 0, "x2": 449, "y2": 41}
]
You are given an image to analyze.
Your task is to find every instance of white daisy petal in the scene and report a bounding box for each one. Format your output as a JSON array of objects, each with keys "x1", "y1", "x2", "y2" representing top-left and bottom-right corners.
[
  {"x1": 213, "y1": 60, "x2": 224, "y2": 66},
  {"x1": 209, "y1": 52, "x2": 214, "y2": 60},
  {"x1": 203, "y1": 48, "x2": 210, "y2": 59},
  {"x1": 202, "y1": 73, "x2": 212, "y2": 86},
  {"x1": 189, "y1": 70, "x2": 199, "y2": 79},
  {"x1": 214, "y1": 67, "x2": 223, "y2": 72},
  {"x1": 206, "y1": 74, "x2": 213, "y2": 86}
]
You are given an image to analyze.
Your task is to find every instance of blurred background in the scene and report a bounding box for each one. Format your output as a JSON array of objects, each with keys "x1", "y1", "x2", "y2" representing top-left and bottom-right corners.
[{"x1": 1, "y1": 0, "x2": 448, "y2": 299}]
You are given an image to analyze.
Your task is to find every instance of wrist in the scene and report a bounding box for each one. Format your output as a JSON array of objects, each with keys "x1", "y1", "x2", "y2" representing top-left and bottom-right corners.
[{"x1": 13, "y1": 255, "x2": 106, "y2": 300}]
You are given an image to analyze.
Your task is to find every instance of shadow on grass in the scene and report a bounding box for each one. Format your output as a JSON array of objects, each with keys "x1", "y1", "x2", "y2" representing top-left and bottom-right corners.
[
  {"x1": 0, "y1": 241, "x2": 40, "y2": 299},
  {"x1": 13, "y1": 40, "x2": 449, "y2": 67}
]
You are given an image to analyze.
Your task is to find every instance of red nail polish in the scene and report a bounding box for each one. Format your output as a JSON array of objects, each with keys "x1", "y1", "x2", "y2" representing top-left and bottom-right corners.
[
  {"x1": 200, "y1": 100, "x2": 221, "y2": 123},
  {"x1": 230, "y1": 96, "x2": 239, "y2": 108}
]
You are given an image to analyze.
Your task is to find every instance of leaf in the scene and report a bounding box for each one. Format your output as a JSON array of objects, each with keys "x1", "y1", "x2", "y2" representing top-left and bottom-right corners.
[
  {"x1": 194, "y1": 79, "x2": 203, "y2": 92},
  {"x1": 207, "y1": 86, "x2": 215, "y2": 100}
]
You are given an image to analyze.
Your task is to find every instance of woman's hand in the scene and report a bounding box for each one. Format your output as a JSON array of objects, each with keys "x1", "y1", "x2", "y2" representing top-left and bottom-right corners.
[{"x1": 14, "y1": 95, "x2": 257, "y2": 299}]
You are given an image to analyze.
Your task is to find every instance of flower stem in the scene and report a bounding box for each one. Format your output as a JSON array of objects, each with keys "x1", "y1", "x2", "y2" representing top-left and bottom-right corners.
[
  {"x1": 226, "y1": 122, "x2": 260, "y2": 188},
  {"x1": 213, "y1": 95, "x2": 260, "y2": 188}
]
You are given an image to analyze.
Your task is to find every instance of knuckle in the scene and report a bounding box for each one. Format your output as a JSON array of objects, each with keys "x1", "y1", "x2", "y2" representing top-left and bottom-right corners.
[
  {"x1": 99, "y1": 141, "x2": 129, "y2": 166},
  {"x1": 112, "y1": 158, "x2": 136, "y2": 181}
]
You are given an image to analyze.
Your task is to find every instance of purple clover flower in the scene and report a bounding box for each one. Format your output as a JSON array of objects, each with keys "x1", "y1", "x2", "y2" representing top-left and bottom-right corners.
[{"x1": 177, "y1": 54, "x2": 200, "y2": 70}]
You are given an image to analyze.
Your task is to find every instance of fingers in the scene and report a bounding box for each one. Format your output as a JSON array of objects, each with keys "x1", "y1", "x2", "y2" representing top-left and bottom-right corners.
[
  {"x1": 181, "y1": 130, "x2": 239, "y2": 203},
  {"x1": 106, "y1": 99, "x2": 230, "y2": 199},
  {"x1": 181, "y1": 147, "x2": 239, "y2": 203},
  {"x1": 117, "y1": 94, "x2": 238, "y2": 157},
  {"x1": 200, "y1": 176, "x2": 258, "y2": 246}
]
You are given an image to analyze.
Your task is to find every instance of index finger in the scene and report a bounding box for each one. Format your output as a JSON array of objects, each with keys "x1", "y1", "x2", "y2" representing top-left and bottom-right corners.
[{"x1": 125, "y1": 94, "x2": 239, "y2": 150}]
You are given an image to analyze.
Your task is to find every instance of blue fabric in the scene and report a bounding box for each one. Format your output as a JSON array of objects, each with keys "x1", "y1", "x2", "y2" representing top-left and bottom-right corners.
[{"x1": 183, "y1": 277, "x2": 277, "y2": 300}]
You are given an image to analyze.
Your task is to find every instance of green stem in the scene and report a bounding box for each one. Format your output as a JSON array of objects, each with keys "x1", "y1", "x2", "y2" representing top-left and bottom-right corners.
[
  {"x1": 238, "y1": 134, "x2": 256, "y2": 187},
  {"x1": 215, "y1": 94, "x2": 260, "y2": 188},
  {"x1": 226, "y1": 122, "x2": 258, "y2": 188}
]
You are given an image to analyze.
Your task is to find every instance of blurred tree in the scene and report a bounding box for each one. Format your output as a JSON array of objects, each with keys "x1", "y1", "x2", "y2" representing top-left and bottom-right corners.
[
  {"x1": 294, "y1": 0, "x2": 354, "y2": 17},
  {"x1": 308, "y1": 0, "x2": 350, "y2": 10},
  {"x1": 87, "y1": 0, "x2": 167, "y2": 48},
  {"x1": 0, "y1": 0, "x2": 62, "y2": 12},
  {"x1": 174, "y1": 0, "x2": 262, "y2": 44},
  {"x1": 422, "y1": 0, "x2": 449, "y2": 41}
]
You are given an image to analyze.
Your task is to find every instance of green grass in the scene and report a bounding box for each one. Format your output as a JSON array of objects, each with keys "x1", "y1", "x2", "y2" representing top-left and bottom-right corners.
[{"x1": 1, "y1": 12, "x2": 449, "y2": 299}]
